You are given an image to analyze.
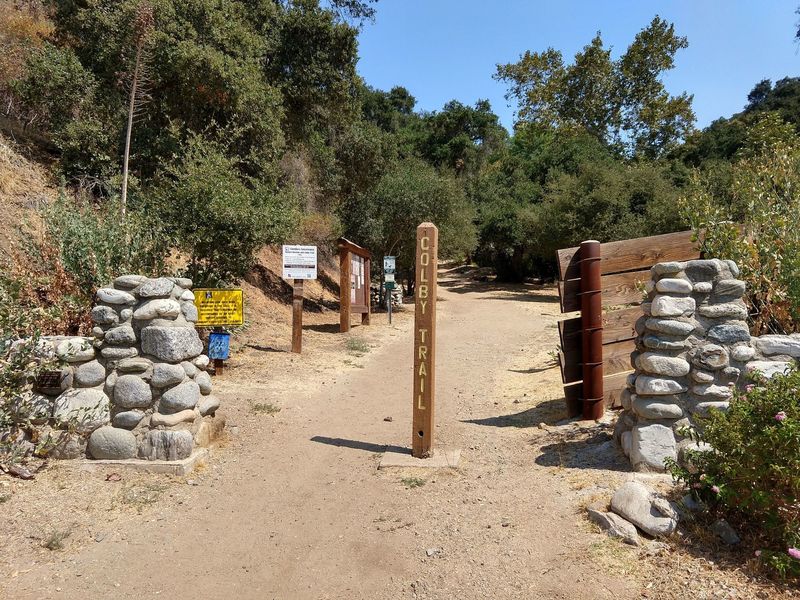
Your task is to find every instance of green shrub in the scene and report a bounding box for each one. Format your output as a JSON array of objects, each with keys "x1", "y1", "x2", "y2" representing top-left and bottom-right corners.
[
  {"x1": 151, "y1": 135, "x2": 297, "y2": 286},
  {"x1": 668, "y1": 368, "x2": 800, "y2": 577},
  {"x1": 681, "y1": 114, "x2": 800, "y2": 334}
]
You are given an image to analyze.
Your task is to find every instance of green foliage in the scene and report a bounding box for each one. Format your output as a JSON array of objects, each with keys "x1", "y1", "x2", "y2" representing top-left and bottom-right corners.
[
  {"x1": 667, "y1": 369, "x2": 800, "y2": 578},
  {"x1": 0, "y1": 286, "x2": 55, "y2": 467},
  {"x1": 681, "y1": 114, "x2": 800, "y2": 334},
  {"x1": 340, "y1": 158, "x2": 476, "y2": 280},
  {"x1": 40, "y1": 193, "x2": 171, "y2": 294},
  {"x1": 152, "y1": 136, "x2": 298, "y2": 286},
  {"x1": 495, "y1": 17, "x2": 694, "y2": 158}
]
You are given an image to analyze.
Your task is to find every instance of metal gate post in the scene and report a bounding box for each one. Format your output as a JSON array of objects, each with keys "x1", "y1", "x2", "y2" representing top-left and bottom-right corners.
[{"x1": 579, "y1": 240, "x2": 604, "y2": 420}]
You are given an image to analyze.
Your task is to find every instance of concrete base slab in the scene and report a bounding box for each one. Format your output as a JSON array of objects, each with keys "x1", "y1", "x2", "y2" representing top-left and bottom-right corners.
[
  {"x1": 378, "y1": 447, "x2": 461, "y2": 469},
  {"x1": 62, "y1": 448, "x2": 210, "y2": 476}
]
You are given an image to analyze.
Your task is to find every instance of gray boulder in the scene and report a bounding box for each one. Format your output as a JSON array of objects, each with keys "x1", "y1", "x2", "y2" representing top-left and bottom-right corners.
[
  {"x1": 138, "y1": 277, "x2": 175, "y2": 298},
  {"x1": 113, "y1": 374, "x2": 153, "y2": 409},
  {"x1": 587, "y1": 509, "x2": 640, "y2": 545},
  {"x1": 159, "y1": 380, "x2": 200, "y2": 414},
  {"x1": 133, "y1": 299, "x2": 181, "y2": 321},
  {"x1": 74, "y1": 360, "x2": 106, "y2": 387},
  {"x1": 103, "y1": 325, "x2": 137, "y2": 346},
  {"x1": 53, "y1": 388, "x2": 110, "y2": 433},
  {"x1": 198, "y1": 395, "x2": 220, "y2": 416},
  {"x1": 610, "y1": 481, "x2": 679, "y2": 537},
  {"x1": 112, "y1": 410, "x2": 145, "y2": 429},
  {"x1": 88, "y1": 426, "x2": 137, "y2": 460},
  {"x1": 91, "y1": 305, "x2": 119, "y2": 326},
  {"x1": 96, "y1": 288, "x2": 136, "y2": 305},
  {"x1": 195, "y1": 371, "x2": 212, "y2": 395},
  {"x1": 152, "y1": 363, "x2": 187, "y2": 388},
  {"x1": 139, "y1": 430, "x2": 193, "y2": 461},
  {"x1": 140, "y1": 326, "x2": 203, "y2": 363},
  {"x1": 630, "y1": 422, "x2": 677, "y2": 472}
]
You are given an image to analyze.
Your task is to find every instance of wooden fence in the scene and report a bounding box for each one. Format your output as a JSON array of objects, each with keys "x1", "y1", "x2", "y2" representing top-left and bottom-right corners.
[{"x1": 556, "y1": 230, "x2": 703, "y2": 417}]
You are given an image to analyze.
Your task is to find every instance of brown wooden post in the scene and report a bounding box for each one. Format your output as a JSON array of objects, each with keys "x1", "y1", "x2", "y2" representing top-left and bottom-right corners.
[
  {"x1": 292, "y1": 279, "x2": 304, "y2": 353},
  {"x1": 580, "y1": 240, "x2": 604, "y2": 420},
  {"x1": 362, "y1": 256, "x2": 371, "y2": 326},
  {"x1": 412, "y1": 222, "x2": 438, "y2": 458},
  {"x1": 339, "y1": 248, "x2": 351, "y2": 333}
]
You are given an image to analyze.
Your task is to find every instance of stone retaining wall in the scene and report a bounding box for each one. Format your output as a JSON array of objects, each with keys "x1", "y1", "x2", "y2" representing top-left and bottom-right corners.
[
  {"x1": 614, "y1": 259, "x2": 800, "y2": 471},
  {"x1": 34, "y1": 276, "x2": 224, "y2": 461}
]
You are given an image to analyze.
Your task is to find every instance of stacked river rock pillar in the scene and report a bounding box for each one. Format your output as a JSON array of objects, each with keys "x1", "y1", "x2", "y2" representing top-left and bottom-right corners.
[
  {"x1": 616, "y1": 259, "x2": 751, "y2": 471},
  {"x1": 86, "y1": 276, "x2": 222, "y2": 461}
]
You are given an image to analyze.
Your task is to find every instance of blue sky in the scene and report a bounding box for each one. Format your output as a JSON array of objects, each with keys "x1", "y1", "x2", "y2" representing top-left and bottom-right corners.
[{"x1": 356, "y1": 0, "x2": 800, "y2": 132}]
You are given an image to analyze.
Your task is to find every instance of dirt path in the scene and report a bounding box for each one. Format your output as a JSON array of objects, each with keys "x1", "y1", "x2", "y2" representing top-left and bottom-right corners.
[{"x1": 3, "y1": 268, "x2": 642, "y2": 599}]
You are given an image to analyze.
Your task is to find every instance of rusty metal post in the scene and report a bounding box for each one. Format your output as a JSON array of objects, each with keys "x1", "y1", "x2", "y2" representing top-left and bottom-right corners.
[{"x1": 579, "y1": 240, "x2": 603, "y2": 420}]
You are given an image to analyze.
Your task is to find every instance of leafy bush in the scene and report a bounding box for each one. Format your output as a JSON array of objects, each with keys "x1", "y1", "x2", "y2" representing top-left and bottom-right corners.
[
  {"x1": 152, "y1": 135, "x2": 297, "y2": 286},
  {"x1": 668, "y1": 368, "x2": 800, "y2": 577},
  {"x1": 0, "y1": 286, "x2": 56, "y2": 467},
  {"x1": 2, "y1": 192, "x2": 171, "y2": 335},
  {"x1": 681, "y1": 114, "x2": 800, "y2": 334}
]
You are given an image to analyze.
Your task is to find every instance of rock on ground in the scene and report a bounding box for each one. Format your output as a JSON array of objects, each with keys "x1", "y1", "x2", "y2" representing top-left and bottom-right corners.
[{"x1": 610, "y1": 481, "x2": 679, "y2": 537}]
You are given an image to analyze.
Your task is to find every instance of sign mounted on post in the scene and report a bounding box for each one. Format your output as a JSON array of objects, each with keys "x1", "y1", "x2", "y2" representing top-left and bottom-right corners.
[
  {"x1": 383, "y1": 256, "x2": 396, "y2": 273},
  {"x1": 282, "y1": 245, "x2": 318, "y2": 280},
  {"x1": 412, "y1": 223, "x2": 438, "y2": 458},
  {"x1": 193, "y1": 289, "x2": 244, "y2": 327}
]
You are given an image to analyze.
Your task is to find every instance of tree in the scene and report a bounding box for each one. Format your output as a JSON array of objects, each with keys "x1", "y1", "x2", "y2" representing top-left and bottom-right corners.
[
  {"x1": 339, "y1": 158, "x2": 476, "y2": 291},
  {"x1": 495, "y1": 17, "x2": 694, "y2": 157}
]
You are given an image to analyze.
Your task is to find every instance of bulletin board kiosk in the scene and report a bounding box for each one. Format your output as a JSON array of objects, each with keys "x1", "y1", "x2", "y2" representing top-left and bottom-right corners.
[{"x1": 338, "y1": 238, "x2": 371, "y2": 333}]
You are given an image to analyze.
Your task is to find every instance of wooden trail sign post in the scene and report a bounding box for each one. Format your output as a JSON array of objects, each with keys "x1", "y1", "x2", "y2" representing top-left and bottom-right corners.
[
  {"x1": 412, "y1": 223, "x2": 438, "y2": 458},
  {"x1": 292, "y1": 279, "x2": 304, "y2": 353},
  {"x1": 283, "y1": 245, "x2": 318, "y2": 354}
]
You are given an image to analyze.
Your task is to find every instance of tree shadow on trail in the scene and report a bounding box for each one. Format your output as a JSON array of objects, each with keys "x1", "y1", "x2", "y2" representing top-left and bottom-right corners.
[
  {"x1": 534, "y1": 430, "x2": 631, "y2": 472},
  {"x1": 462, "y1": 398, "x2": 566, "y2": 428},
  {"x1": 310, "y1": 436, "x2": 407, "y2": 455},
  {"x1": 438, "y1": 278, "x2": 559, "y2": 303}
]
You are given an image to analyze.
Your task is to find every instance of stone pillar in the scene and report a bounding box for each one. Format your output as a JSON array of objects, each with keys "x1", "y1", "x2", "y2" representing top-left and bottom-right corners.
[
  {"x1": 616, "y1": 259, "x2": 751, "y2": 471},
  {"x1": 84, "y1": 276, "x2": 222, "y2": 461}
]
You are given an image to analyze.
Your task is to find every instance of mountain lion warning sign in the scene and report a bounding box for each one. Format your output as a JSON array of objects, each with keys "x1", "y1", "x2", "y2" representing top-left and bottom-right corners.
[{"x1": 193, "y1": 288, "x2": 244, "y2": 327}]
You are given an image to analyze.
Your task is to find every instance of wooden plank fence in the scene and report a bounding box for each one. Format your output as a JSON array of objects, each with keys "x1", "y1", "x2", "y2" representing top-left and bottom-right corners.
[{"x1": 556, "y1": 230, "x2": 703, "y2": 417}]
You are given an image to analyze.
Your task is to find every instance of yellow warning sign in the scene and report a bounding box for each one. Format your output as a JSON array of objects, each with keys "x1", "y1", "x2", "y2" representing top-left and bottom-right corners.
[{"x1": 193, "y1": 288, "x2": 244, "y2": 327}]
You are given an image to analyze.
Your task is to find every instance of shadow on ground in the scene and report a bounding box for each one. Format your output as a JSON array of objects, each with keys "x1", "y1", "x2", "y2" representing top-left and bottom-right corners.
[
  {"x1": 534, "y1": 430, "x2": 631, "y2": 471},
  {"x1": 462, "y1": 398, "x2": 567, "y2": 428},
  {"x1": 310, "y1": 436, "x2": 407, "y2": 455},
  {"x1": 439, "y1": 278, "x2": 559, "y2": 303}
]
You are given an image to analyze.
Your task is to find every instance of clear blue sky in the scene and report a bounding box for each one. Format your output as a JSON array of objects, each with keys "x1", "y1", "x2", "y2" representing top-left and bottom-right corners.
[{"x1": 356, "y1": 0, "x2": 800, "y2": 132}]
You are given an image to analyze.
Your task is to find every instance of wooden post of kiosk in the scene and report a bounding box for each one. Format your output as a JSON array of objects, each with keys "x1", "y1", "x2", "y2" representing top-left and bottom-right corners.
[
  {"x1": 292, "y1": 279, "x2": 304, "y2": 354},
  {"x1": 338, "y1": 238, "x2": 372, "y2": 333},
  {"x1": 412, "y1": 223, "x2": 438, "y2": 458}
]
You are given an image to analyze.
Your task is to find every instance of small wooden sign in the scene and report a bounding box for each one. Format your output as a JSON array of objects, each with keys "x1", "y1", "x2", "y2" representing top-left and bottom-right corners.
[{"x1": 412, "y1": 223, "x2": 438, "y2": 458}]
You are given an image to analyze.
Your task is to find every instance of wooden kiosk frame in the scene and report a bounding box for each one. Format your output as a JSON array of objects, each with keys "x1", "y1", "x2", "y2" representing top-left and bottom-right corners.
[{"x1": 338, "y1": 238, "x2": 371, "y2": 332}]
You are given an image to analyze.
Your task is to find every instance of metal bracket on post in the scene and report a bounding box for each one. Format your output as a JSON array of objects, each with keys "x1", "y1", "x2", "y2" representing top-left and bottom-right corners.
[{"x1": 579, "y1": 240, "x2": 604, "y2": 420}]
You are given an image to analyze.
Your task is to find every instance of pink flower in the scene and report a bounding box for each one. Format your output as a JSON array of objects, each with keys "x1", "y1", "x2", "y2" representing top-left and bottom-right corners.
[
  {"x1": 711, "y1": 485, "x2": 720, "y2": 494},
  {"x1": 746, "y1": 384, "x2": 755, "y2": 392},
  {"x1": 692, "y1": 483, "x2": 702, "y2": 489},
  {"x1": 755, "y1": 550, "x2": 762, "y2": 557},
  {"x1": 775, "y1": 411, "x2": 787, "y2": 422},
  {"x1": 699, "y1": 474, "x2": 707, "y2": 481},
  {"x1": 788, "y1": 548, "x2": 800, "y2": 560}
]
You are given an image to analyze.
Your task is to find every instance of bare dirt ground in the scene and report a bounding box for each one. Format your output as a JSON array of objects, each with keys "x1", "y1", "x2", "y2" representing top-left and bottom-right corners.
[{"x1": 1, "y1": 266, "x2": 797, "y2": 599}]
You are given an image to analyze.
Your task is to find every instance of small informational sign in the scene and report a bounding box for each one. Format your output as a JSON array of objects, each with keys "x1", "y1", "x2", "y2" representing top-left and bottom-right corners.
[
  {"x1": 208, "y1": 331, "x2": 231, "y2": 360},
  {"x1": 194, "y1": 289, "x2": 244, "y2": 327},
  {"x1": 385, "y1": 281, "x2": 396, "y2": 290},
  {"x1": 383, "y1": 256, "x2": 396, "y2": 274},
  {"x1": 385, "y1": 272, "x2": 395, "y2": 283},
  {"x1": 283, "y1": 245, "x2": 318, "y2": 280}
]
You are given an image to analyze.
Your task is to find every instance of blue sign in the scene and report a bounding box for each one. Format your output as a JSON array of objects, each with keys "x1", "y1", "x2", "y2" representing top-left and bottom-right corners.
[{"x1": 208, "y1": 332, "x2": 231, "y2": 360}]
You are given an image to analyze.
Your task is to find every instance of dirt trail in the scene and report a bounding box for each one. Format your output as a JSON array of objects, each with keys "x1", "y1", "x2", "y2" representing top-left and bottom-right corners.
[{"x1": 3, "y1": 267, "x2": 640, "y2": 599}]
